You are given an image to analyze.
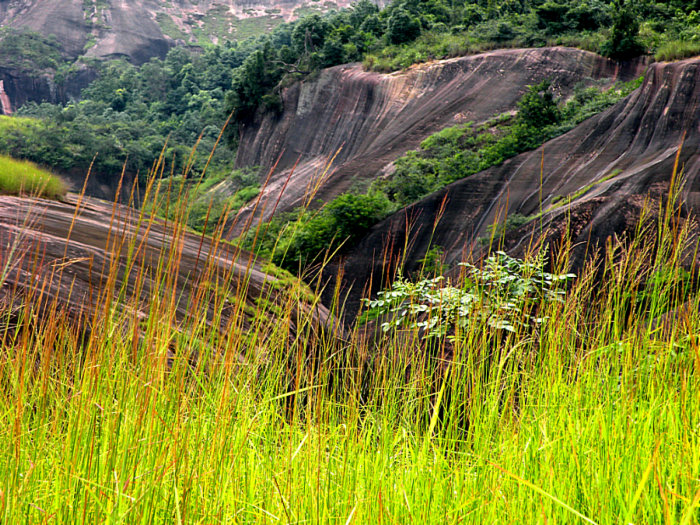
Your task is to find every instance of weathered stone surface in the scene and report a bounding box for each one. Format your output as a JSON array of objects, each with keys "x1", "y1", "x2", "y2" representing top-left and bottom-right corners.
[
  {"x1": 0, "y1": 65, "x2": 96, "y2": 113},
  {"x1": 232, "y1": 47, "x2": 645, "y2": 234},
  {"x1": 328, "y1": 57, "x2": 700, "y2": 320},
  {"x1": 0, "y1": 0, "x2": 358, "y2": 64},
  {"x1": 0, "y1": 194, "x2": 334, "y2": 349}
]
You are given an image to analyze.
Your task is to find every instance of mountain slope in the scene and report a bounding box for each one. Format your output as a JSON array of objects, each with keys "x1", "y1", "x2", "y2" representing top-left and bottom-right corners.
[
  {"x1": 230, "y1": 47, "x2": 645, "y2": 235},
  {"x1": 327, "y1": 56, "x2": 700, "y2": 319},
  {"x1": 0, "y1": 0, "x2": 355, "y2": 63}
]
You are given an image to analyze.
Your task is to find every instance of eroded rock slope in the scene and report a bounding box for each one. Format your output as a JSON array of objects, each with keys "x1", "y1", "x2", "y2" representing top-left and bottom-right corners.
[
  {"x1": 0, "y1": 194, "x2": 333, "y2": 351},
  {"x1": 328, "y1": 57, "x2": 700, "y2": 319},
  {"x1": 232, "y1": 47, "x2": 644, "y2": 233}
]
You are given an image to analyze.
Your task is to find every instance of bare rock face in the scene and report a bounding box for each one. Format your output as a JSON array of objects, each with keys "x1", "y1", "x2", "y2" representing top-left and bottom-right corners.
[
  {"x1": 232, "y1": 47, "x2": 645, "y2": 234},
  {"x1": 0, "y1": 0, "x2": 357, "y2": 64},
  {"x1": 328, "y1": 57, "x2": 700, "y2": 320},
  {"x1": 0, "y1": 194, "x2": 334, "y2": 350},
  {"x1": 0, "y1": 65, "x2": 96, "y2": 114},
  {"x1": 0, "y1": 0, "x2": 90, "y2": 57}
]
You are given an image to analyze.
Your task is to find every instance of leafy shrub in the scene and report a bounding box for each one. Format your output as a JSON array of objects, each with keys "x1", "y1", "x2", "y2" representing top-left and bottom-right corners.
[
  {"x1": 601, "y1": 1, "x2": 646, "y2": 59},
  {"x1": 364, "y1": 250, "x2": 575, "y2": 338},
  {"x1": 516, "y1": 81, "x2": 562, "y2": 129},
  {"x1": 387, "y1": 9, "x2": 422, "y2": 45},
  {"x1": 272, "y1": 192, "x2": 391, "y2": 271}
]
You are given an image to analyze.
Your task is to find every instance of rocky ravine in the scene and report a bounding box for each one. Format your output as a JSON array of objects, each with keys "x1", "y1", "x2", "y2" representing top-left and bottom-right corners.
[
  {"x1": 231, "y1": 47, "x2": 645, "y2": 235},
  {"x1": 325, "y1": 56, "x2": 700, "y2": 320}
]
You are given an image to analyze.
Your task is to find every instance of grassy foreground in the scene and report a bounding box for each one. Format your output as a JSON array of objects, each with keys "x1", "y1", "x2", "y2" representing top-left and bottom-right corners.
[
  {"x1": 0, "y1": 154, "x2": 67, "y2": 199},
  {"x1": 0, "y1": 173, "x2": 699, "y2": 524}
]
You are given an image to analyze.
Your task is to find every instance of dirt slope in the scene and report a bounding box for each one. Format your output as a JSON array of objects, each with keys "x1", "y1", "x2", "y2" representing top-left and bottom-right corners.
[
  {"x1": 327, "y1": 57, "x2": 700, "y2": 319},
  {"x1": 231, "y1": 47, "x2": 644, "y2": 234}
]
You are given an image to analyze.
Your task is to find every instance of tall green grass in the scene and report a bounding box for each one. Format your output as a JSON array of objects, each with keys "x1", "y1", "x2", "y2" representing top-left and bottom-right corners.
[
  {"x1": 0, "y1": 154, "x2": 67, "y2": 199},
  {"x1": 0, "y1": 155, "x2": 699, "y2": 524},
  {"x1": 655, "y1": 40, "x2": 700, "y2": 62}
]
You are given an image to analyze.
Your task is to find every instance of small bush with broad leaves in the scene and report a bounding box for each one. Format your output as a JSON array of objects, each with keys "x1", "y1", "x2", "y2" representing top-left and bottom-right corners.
[{"x1": 363, "y1": 251, "x2": 575, "y2": 339}]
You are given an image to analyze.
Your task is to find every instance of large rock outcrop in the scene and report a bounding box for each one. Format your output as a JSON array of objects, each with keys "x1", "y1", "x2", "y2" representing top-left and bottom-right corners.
[
  {"x1": 0, "y1": 66, "x2": 96, "y2": 114},
  {"x1": 0, "y1": 194, "x2": 334, "y2": 350},
  {"x1": 327, "y1": 56, "x2": 700, "y2": 319},
  {"x1": 232, "y1": 47, "x2": 645, "y2": 234},
  {"x1": 0, "y1": 0, "x2": 357, "y2": 64}
]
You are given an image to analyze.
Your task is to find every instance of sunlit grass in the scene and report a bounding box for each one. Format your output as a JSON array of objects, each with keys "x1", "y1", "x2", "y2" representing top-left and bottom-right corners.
[
  {"x1": 0, "y1": 154, "x2": 67, "y2": 199},
  {"x1": 655, "y1": 40, "x2": 700, "y2": 62}
]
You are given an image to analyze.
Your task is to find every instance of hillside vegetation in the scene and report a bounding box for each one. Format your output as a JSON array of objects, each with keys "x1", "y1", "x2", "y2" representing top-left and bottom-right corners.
[{"x1": 3, "y1": 0, "x2": 700, "y2": 188}]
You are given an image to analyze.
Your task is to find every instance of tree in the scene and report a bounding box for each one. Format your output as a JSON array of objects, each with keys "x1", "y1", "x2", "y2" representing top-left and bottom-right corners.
[
  {"x1": 386, "y1": 9, "x2": 421, "y2": 45},
  {"x1": 601, "y1": 0, "x2": 645, "y2": 60},
  {"x1": 516, "y1": 80, "x2": 561, "y2": 129}
]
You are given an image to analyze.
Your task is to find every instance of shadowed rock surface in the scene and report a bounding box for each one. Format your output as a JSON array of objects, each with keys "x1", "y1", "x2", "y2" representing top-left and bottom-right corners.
[
  {"x1": 327, "y1": 57, "x2": 700, "y2": 320},
  {"x1": 0, "y1": 65, "x2": 96, "y2": 113},
  {"x1": 231, "y1": 47, "x2": 645, "y2": 234},
  {"x1": 0, "y1": 194, "x2": 334, "y2": 351}
]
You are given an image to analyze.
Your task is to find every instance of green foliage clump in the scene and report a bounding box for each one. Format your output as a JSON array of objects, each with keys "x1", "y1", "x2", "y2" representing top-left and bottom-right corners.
[
  {"x1": 0, "y1": 154, "x2": 67, "y2": 199},
  {"x1": 364, "y1": 250, "x2": 575, "y2": 338},
  {"x1": 0, "y1": 29, "x2": 65, "y2": 74},
  {"x1": 601, "y1": 0, "x2": 646, "y2": 59},
  {"x1": 516, "y1": 80, "x2": 561, "y2": 130},
  {"x1": 273, "y1": 192, "x2": 391, "y2": 271},
  {"x1": 243, "y1": 192, "x2": 390, "y2": 273}
]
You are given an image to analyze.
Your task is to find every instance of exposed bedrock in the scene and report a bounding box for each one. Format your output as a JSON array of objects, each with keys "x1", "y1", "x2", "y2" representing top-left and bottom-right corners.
[
  {"x1": 0, "y1": 66, "x2": 97, "y2": 114},
  {"x1": 0, "y1": 195, "x2": 334, "y2": 351},
  {"x1": 231, "y1": 47, "x2": 645, "y2": 234},
  {"x1": 0, "y1": 0, "x2": 169, "y2": 63},
  {"x1": 327, "y1": 57, "x2": 700, "y2": 320}
]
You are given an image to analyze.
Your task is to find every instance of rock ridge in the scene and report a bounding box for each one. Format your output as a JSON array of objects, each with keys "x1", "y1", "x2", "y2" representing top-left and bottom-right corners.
[
  {"x1": 327, "y1": 56, "x2": 700, "y2": 320},
  {"x1": 232, "y1": 47, "x2": 645, "y2": 235}
]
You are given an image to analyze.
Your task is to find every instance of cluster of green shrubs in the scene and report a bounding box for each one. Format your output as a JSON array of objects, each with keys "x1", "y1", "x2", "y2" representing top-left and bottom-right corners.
[{"x1": 241, "y1": 191, "x2": 390, "y2": 272}]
